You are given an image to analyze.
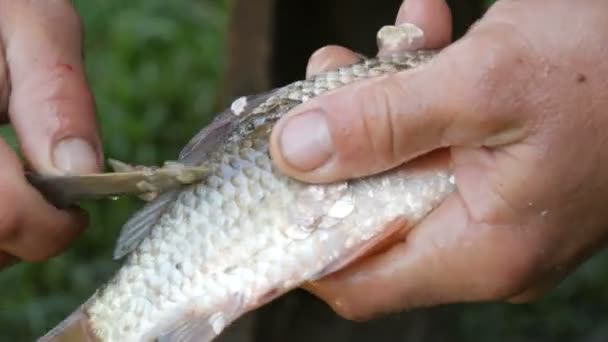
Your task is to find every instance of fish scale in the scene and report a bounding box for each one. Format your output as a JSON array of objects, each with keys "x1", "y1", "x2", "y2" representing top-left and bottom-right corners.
[
  {"x1": 40, "y1": 40, "x2": 455, "y2": 341},
  {"x1": 86, "y1": 131, "x2": 453, "y2": 341}
]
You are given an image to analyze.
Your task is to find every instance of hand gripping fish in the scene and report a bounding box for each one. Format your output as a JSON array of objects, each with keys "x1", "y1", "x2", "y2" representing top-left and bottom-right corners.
[{"x1": 33, "y1": 24, "x2": 456, "y2": 342}]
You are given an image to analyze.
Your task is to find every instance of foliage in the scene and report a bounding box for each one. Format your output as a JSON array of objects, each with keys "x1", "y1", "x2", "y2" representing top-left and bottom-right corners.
[
  {"x1": 0, "y1": 0, "x2": 229, "y2": 340},
  {"x1": 1, "y1": 0, "x2": 607, "y2": 341}
]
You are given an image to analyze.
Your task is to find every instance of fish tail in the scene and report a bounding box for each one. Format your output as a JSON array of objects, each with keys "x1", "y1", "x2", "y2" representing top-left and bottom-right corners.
[{"x1": 38, "y1": 306, "x2": 98, "y2": 342}]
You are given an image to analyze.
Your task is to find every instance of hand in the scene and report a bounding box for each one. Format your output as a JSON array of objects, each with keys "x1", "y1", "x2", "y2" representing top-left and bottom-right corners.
[
  {"x1": 0, "y1": 1, "x2": 102, "y2": 268},
  {"x1": 270, "y1": 0, "x2": 608, "y2": 320}
]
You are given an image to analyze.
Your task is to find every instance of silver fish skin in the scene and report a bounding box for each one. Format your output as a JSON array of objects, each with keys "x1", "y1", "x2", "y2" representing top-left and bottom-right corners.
[{"x1": 39, "y1": 49, "x2": 455, "y2": 342}]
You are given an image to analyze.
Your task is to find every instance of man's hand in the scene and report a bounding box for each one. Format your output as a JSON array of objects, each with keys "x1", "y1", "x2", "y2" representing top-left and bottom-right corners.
[
  {"x1": 270, "y1": 0, "x2": 608, "y2": 319},
  {"x1": 0, "y1": 1, "x2": 102, "y2": 267}
]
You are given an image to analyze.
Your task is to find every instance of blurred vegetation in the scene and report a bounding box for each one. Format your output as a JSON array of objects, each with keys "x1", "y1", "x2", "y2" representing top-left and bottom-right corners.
[
  {"x1": 0, "y1": 0, "x2": 230, "y2": 340},
  {"x1": 0, "y1": 0, "x2": 607, "y2": 341}
]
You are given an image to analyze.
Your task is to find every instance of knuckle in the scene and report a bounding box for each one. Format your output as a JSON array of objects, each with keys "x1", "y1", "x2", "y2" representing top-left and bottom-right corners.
[
  {"x1": 357, "y1": 77, "x2": 403, "y2": 169},
  {"x1": 22, "y1": 0, "x2": 85, "y2": 38},
  {"x1": 467, "y1": 40, "x2": 524, "y2": 109},
  {"x1": 452, "y1": 23, "x2": 540, "y2": 131}
]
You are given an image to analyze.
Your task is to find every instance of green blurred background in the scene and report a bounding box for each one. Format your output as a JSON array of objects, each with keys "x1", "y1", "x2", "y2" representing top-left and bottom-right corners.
[{"x1": 1, "y1": 0, "x2": 607, "y2": 341}]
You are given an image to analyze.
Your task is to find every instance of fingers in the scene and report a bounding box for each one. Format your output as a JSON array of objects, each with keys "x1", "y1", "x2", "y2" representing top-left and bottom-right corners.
[
  {"x1": 377, "y1": 0, "x2": 453, "y2": 56},
  {"x1": 507, "y1": 281, "x2": 554, "y2": 304},
  {"x1": 271, "y1": 22, "x2": 536, "y2": 183},
  {"x1": 394, "y1": 0, "x2": 453, "y2": 49},
  {"x1": 0, "y1": 0, "x2": 102, "y2": 175},
  {"x1": 305, "y1": 195, "x2": 539, "y2": 320},
  {"x1": 306, "y1": 0, "x2": 453, "y2": 77},
  {"x1": 0, "y1": 139, "x2": 86, "y2": 263},
  {"x1": 0, "y1": 252, "x2": 18, "y2": 269},
  {"x1": 506, "y1": 261, "x2": 574, "y2": 303},
  {"x1": 306, "y1": 46, "x2": 362, "y2": 78}
]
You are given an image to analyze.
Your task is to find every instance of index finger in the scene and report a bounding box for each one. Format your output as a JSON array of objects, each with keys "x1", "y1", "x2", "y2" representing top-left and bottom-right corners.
[{"x1": 0, "y1": 0, "x2": 102, "y2": 175}]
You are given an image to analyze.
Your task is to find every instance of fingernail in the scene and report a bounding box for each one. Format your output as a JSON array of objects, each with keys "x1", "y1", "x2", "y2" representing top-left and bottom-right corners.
[
  {"x1": 279, "y1": 110, "x2": 334, "y2": 171},
  {"x1": 53, "y1": 138, "x2": 99, "y2": 174}
]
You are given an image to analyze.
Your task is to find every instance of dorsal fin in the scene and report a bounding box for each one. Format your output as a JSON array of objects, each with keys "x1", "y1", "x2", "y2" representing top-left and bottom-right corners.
[{"x1": 178, "y1": 91, "x2": 278, "y2": 163}]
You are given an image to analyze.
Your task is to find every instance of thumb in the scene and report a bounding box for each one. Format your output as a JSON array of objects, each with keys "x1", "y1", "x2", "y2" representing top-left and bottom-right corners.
[{"x1": 270, "y1": 30, "x2": 532, "y2": 183}]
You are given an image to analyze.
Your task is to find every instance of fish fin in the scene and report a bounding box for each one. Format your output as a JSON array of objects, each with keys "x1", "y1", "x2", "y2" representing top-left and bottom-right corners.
[
  {"x1": 178, "y1": 90, "x2": 280, "y2": 163},
  {"x1": 156, "y1": 317, "x2": 217, "y2": 342},
  {"x1": 38, "y1": 304, "x2": 96, "y2": 342},
  {"x1": 156, "y1": 294, "x2": 246, "y2": 342},
  {"x1": 311, "y1": 217, "x2": 409, "y2": 280},
  {"x1": 113, "y1": 93, "x2": 282, "y2": 258},
  {"x1": 113, "y1": 190, "x2": 179, "y2": 259}
]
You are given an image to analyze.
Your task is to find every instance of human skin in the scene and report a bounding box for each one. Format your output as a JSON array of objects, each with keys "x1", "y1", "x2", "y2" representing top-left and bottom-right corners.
[
  {"x1": 0, "y1": 1, "x2": 102, "y2": 268},
  {"x1": 270, "y1": 0, "x2": 608, "y2": 320},
  {"x1": 4, "y1": 0, "x2": 607, "y2": 325}
]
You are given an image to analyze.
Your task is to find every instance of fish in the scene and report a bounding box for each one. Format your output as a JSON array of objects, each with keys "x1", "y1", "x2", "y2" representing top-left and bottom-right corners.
[{"x1": 37, "y1": 25, "x2": 456, "y2": 342}]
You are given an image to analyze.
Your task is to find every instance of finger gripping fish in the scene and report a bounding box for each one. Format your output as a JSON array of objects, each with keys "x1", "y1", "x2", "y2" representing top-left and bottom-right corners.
[{"x1": 40, "y1": 29, "x2": 455, "y2": 342}]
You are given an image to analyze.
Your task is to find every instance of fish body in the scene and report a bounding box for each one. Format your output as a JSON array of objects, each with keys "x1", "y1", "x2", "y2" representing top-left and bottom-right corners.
[{"x1": 40, "y1": 50, "x2": 455, "y2": 342}]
